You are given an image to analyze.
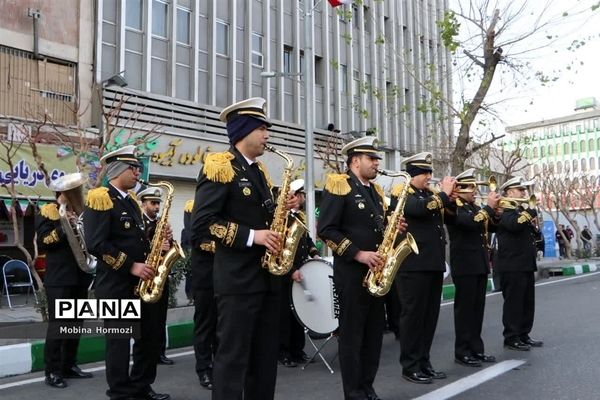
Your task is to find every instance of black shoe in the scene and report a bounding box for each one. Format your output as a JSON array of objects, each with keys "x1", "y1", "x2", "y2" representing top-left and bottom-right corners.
[
  {"x1": 473, "y1": 353, "x2": 496, "y2": 363},
  {"x1": 422, "y1": 366, "x2": 447, "y2": 379},
  {"x1": 367, "y1": 394, "x2": 382, "y2": 400},
  {"x1": 504, "y1": 340, "x2": 531, "y2": 351},
  {"x1": 199, "y1": 372, "x2": 213, "y2": 390},
  {"x1": 402, "y1": 371, "x2": 433, "y2": 384},
  {"x1": 455, "y1": 355, "x2": 482, "y2": 367},
  {"x1": 291, "y1": 352, "x2": 315, "y2": 364},
  {"x1": 62, "y1": 365, "x2": 93, "y2": 379},
  {"x1": 279, "y1": 357, "x2": 297, "y2": 368},
  {"x1": 141, "y1": 390, "x2": 170, "y2": 400},
  {"x1": 158, "y1": 354, "x2": 175, "y2": 365},
  {"x1": 521, "y1": 337, "x2": 543, "y2": 347},
  {"x1": 45, "y1": 373, "x2": 67, "y2": 388}
]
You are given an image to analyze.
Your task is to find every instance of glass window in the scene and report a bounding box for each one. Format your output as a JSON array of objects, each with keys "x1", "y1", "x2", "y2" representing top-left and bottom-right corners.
[
  {"x1": 589, "y1": 138, "x2": 595, "y2": 152},
  {"x1": 251, "y1": 33, "x2": 263, "y2": 67},
  {"x1": 216, "y1": 20, "x2": 229, "y2": 56},
  {"x1": 340, "y1": 65, "x2": 348, "y2": 93},
  {"x1": 557, "y1": 161, "x2": 563, "y2": 173},
  {"x1": 152, "y1": 0, "x2": 168, "y2": 37},
  {"x1": 590, "y1": 157, "x2": 596, "y2": 170},
  {"x1": 548, "y1": 144, "x2": 553, "y2": 156},
  {"x1": 573, "y1": 159, "x2": 578, "y2": 172},
  {"x1": 177, "y1": 8, "x2": 191, "y2": 44},
  {"x1": 564, "y1": 142, "x2": 570, "y2": 155},
  {"x1": 572, "y1": 141, "x2": 577, "y2": 153},
  {"x1": 556, "y1": 143, "x2": 561, "y2": 156},
  {"x1": 352, "y1": 6, "x2": 360, "y2": 30},
  {"x1": 581, "y1": 158, "x2": 587, "y2": 171},
  {"x1": 126, "y1": 0, "x2": 143, "y2": 30},
  {"x1": 580, "y1": 140, "x2": 586, "y2": 152},
  {"x1": 533, "y1": 147, "x2": 538, "y2": 158},
  {"x1": 283, "y1": 46, "x2": 292, "y2": 74},
  {"x1": 540, "y1": 146, "x2": 546, "y2": 157}
]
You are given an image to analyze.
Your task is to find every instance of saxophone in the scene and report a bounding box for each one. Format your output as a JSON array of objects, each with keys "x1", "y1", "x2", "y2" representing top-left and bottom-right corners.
[
  {"x1": 363, "y1": 170, "x2": 419, "y2": 297},
  {"x1": 135, "y1": 181, "x2": 186, "y2": 303},
  {"x1": 262, "y1": 145, "x2": 307, "y2": 275}
]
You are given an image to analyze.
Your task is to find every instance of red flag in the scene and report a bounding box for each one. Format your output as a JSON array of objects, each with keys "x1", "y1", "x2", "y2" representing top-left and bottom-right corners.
[{"x1": 328, "y1": 0, "x2": 352, "y2": 7}]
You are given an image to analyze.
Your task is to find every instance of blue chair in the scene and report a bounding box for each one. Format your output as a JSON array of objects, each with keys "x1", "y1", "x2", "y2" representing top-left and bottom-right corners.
[
  {"x1": 0, "y1": 255, "x2": 11, "y2": 293},
  {"x1": 2, "y1": 260, "x2": 38, "y2": 309}
]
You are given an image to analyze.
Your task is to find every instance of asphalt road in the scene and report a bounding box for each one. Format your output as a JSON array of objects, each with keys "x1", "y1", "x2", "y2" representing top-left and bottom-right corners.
[{"x1": 1, "y1": 272, "x2": 599, "y2": 400}]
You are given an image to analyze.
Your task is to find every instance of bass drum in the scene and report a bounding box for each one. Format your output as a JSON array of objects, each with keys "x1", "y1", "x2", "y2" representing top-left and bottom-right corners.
[{"x1": 291, "y1": 259, "x2": 339, "y2": 336}]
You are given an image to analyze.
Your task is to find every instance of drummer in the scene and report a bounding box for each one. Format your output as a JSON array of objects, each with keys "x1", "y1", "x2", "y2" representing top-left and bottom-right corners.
[
  {"x1": 278, "y1": 179, "x2": 320, "y2": 367},
  {"x1": 318, "y1": 136, "x2": 407, "y2": 400}
]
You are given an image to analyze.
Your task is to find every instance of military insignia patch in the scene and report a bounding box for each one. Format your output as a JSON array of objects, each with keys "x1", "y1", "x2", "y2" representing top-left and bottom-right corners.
[
  {"x1": 243, "y1": 187, "x2": 251, "y2": 196},
  {"x1": 358, "y1": 202, "x2": 365, "y2": 209},
  {"x1": 427, "y1": 200, "x2": 438, "y2": 210},
  {"x1": 209, "y1": 224, "x2": 227, "y2": 238},
  {"x1": 124, "y1": 221, "x2": 131, "y2": 229}
]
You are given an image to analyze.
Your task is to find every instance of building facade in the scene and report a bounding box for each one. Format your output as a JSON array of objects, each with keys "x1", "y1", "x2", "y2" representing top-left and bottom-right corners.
[{"x1": 96, "y1": 0, "x2": 453, "y2": 238}]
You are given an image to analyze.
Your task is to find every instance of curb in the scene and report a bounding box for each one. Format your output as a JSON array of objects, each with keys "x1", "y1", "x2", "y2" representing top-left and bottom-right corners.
[
  {"x1": 0, "y1": 321, "x2": 196, "y2": 378},
  {"x1": 562, "y1": 262, "x2": 599, "y2": 276}
]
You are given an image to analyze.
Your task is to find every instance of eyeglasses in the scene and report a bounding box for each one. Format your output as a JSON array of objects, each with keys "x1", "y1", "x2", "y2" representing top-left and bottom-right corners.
[{"x1": 127, "y1": 164, "x2": 143, "y2": 173}]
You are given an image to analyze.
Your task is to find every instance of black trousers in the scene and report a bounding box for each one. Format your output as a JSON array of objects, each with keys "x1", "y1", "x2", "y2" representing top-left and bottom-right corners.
[
  {"x1": 384, "y1": 283, "x2": 400, "y2": 336},
  {"x1": 193, "y1": 287, "x2": 217, "y2": 376},
  {"x1": 105, "y1": 299, "x2": 162, "y2": 400},
  {"x1": 279, "y1": 278, "x2": 305, "y2": 359},
  {"x1": 44, "y1": 285, "x2": 88, "y2": 376},
  {"x1": 499, "y1": 271, "x2": 535, "y2": 341},
  {"x1": 157, "y1": 283, "x2": 169, "y2": 355},
  {"x1": 453, "y1": 274, "x2": 488, "y2": 357},
  {"x1": 336, "y1": 275, "x2": 385, "y2": 400},
  {"x1": 212, "y1": 292, "x2": 280, "y2": 400},
  {"x1": 397, "y1": 271, "x2": 443, "y2": 373}
]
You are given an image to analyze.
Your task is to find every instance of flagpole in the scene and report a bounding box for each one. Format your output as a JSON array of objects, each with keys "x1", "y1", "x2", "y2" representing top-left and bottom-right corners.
[{"x1": 304, "y1": 0, "x2": 316, "y2": 240}]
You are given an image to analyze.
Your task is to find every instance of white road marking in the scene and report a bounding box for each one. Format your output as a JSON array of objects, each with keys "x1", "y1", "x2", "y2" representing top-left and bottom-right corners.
[
  {"x1": 441, "y1": 271, "x2": 600, "y2": 307},
  {"x1": 0, "y1": 350, "x2": 195, "y2": 390},
  {"x1": 412, "y1": 359, "x2": 526, "y2": 400}
]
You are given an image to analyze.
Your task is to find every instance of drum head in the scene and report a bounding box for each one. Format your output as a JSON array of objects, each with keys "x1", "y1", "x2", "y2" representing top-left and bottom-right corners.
[{"x1": 291, "y1": 259, "x2": 338, "y2": 335}]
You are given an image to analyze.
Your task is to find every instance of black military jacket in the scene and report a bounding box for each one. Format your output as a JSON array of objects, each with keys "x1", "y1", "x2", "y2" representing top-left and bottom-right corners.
[
  {"x1": 192, "y1": 147, "x2": 278, "y2": 295},
  {"x1": 186, "y1": 200, "x2": 216, "y2": 291},
  {"x1": 318, "y1": 171, "x2": 386, "y2": 283},
  {"x1": 393, "y1": 185, "x2": 452, "y2": 272},
  {"x1": 84, "y1": 184, "x2": 150, "y2": 298},
  {"x1": 494, "y1": 207, "x2": 538, "y2": 272},
  {"x1": 446, "y1": 202, "x2": 497, "y2": 277},
  {"x1": 289, "y1": 211, "x2": 318, "y2": 272},
  {"x1": 142, "y1": 213, "x2": 158, "y2": 241},
  {"x1": 35, "y1": 203, "x2": 92, "y2": 288}
]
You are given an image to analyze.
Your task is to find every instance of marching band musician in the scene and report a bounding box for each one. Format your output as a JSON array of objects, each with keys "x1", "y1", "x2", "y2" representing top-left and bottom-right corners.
[
  {"x1": 187, "y1": 198, "x2": 217, "y2": 390},
  {"x1": 495, "y1": 177, "x2": 543, "y2": 351},
  {"x1": 318, "y1": 136, "x2": 405, "y2": 400},
  {"x1": 138, "y1": 187, "x2": 174, "y2": 366},
  {"x1": 278, "y1": 179, "x2": 320, "y2": 368},
  {"x1": 191, "y1": 97, "x2": 299, "y2": 400},
  {"x1": 391, "y1": 152, "x2": 455, "y2": 384},
  {"x1": 36, "y1": 173, "x2": 93, "y2": 389},
  {"x1": 445, "y1": 168, "x2": 500, "y2": 367},
  {"x1": 84, "y1": 146, "x2": 171, "y2": 400}
]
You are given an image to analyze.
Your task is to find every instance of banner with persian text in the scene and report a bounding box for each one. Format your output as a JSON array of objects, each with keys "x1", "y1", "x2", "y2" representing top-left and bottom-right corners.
[{"x1": 0, "y1": 144, "x2": 78, "y2": 198}]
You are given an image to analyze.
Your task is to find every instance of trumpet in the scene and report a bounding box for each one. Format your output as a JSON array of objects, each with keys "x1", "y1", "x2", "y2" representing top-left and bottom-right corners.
[
  {"x1": 498, "y1": 194, "x2": 537, "y2": 209},
  {"x1": 455, "y1": 176, "x2": 497, "y2": 193}
]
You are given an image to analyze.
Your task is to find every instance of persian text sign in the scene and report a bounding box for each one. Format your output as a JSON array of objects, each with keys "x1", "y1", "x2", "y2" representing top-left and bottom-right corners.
[{"x1": 0, "y1": 144, "x2": 78, "y2": 197}]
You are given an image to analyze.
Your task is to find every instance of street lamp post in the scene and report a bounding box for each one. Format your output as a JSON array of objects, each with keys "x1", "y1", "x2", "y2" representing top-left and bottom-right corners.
[{"x1": 303, "y1": 0, "x2": 317, "y2": 239}]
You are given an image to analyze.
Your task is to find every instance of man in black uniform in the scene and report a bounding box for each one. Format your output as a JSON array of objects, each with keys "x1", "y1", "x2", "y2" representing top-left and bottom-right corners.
[
  {"x1": 191, "y1": 97, "x2": 299, "y2": 400},
  {"x1": 188, "y1": 198, "x2": 217, "y2": 390},
  {"x1": 495, "y1": 177, "x2": 543, "y2": 351},
  {"x1": 138, "y1": 187, "x2": 174, "y2": 366},
  {"x1": 36, "y1": 173, "x2": 93, "y2": 389},
  {"x1": 84, "y1": 145, "x2": 170, "y2": 400},
  {"x1": 446, "y1": 168, "x2": 499, "y2": 368},
  {"x1": 278, "y1": 179, "x2": 320, "y2": 367},
  {"x1": 319, "y1": 136, "x2": 404, "y2": 400},
  {"x1": 392, "y1": 152, "x2": 455, "y2": 384}
]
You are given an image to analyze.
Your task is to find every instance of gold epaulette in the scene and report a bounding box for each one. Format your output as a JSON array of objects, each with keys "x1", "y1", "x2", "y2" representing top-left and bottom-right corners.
[
  {"x1": 184, "y1": 199, "x2": 194, "y2": 213},
  {"x1": 324, "y1": 173, "x2": 351, "y2": 195},
  {"x1": 256, "y1": 161, "x2": 274, "y2": 190},
  {"x1": 203, "y1": 151, "x2": 235, "y2": 183},
  {"x1": 517, "y1": 212, "x2": 533, "y2": 224},
  {"x1": 474, "y1": 209, "x2": 489, "y2": 222},
  {"x1": 391, "y1": 183, "x2": 415, "y2": 197},
  {"x1": 40, "y1": 203, "x2": 59, "y2": 221},
  {"x1": 85, "y1": 187, "x2": 113, "y2": 211},
  {"x1": 127, "y1": 190, "x2": 138, "y2": 201}
]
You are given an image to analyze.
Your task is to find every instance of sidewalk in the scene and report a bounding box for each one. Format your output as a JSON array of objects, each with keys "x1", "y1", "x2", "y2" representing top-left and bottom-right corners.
[{"x1": 1, "y1": 256, "x2": 598, "y2": 378}]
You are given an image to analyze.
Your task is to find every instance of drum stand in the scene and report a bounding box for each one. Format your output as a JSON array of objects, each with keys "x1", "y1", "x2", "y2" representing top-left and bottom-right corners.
[{"x1": 301, "y1": 328, "x2": 337, "y2": 374}]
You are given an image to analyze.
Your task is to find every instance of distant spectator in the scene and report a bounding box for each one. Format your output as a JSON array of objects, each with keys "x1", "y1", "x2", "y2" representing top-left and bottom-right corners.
[
  {"x1": 556, "y1": 225, "x2": 566, "y2": 259},
  {"x1": 565, "y1": 226, "x2": 574, "y2": 242},
  {"x1": 582, "y1": 226, "x2": 593, "y2": 257}
]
